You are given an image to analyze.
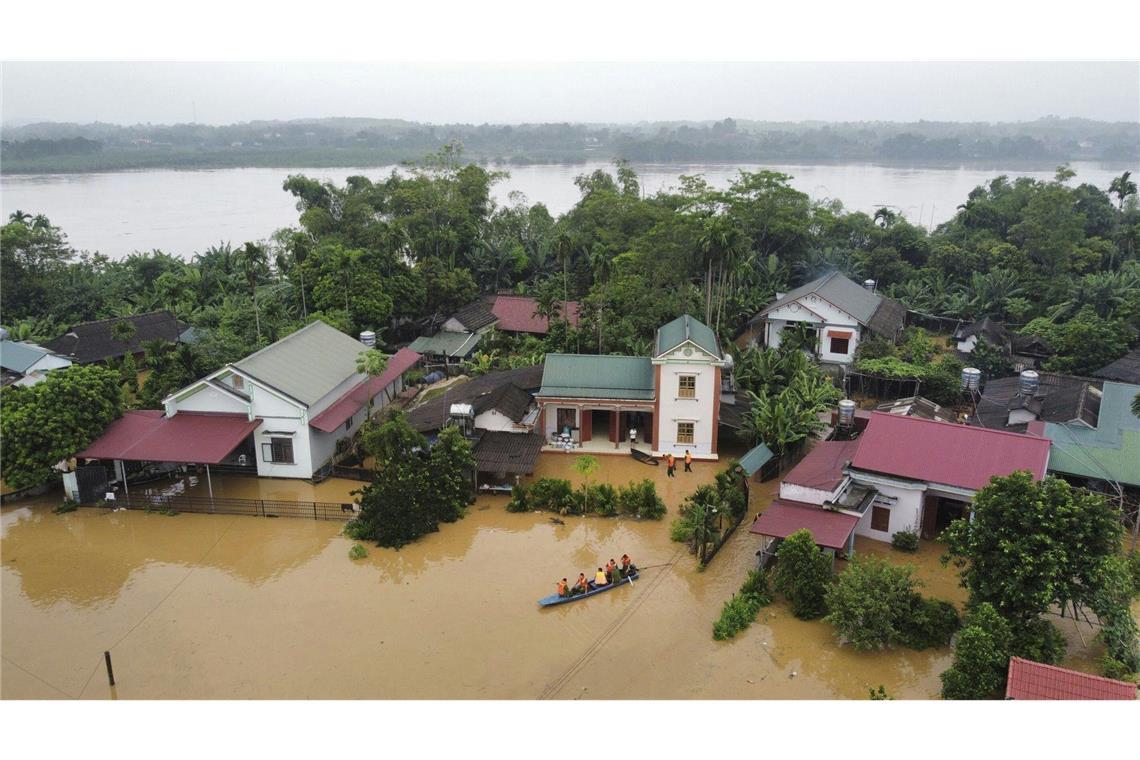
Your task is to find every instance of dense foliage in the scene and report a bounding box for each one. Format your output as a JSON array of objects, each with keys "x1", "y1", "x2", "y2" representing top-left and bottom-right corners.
[
  {"x1": 940, "y1": 603, "x2": 1014, "y2": 700},
  {"x1": 731, "y1": 346, "x2": 842, "y2": 453},
  {"x1": 346, "y1": 416, "x2": 474, "y2": 548},
  {"x1": 506, "y1": 476, "x2": 666, "y2": 519},
  {"x1": 4, "y1": 153, "x2": 1138, "y2": 400},
  {"x1": 712, "y1": 570, "x2": 773, "y2": 641},
  {"x1": 670, "y1": 466, "x2": 748, "y2": 562},
  {"x1": 0, "y1": 365, "x2": 123, "y2": 490},
  {"x1": 772, "y1": 529, "x2": 833, "y2": 620},
  {"x1": 824, "y1": 557, "x2": 959, "y2": 651},
  {"x1": 942, "y1": 472, "x2": 1137, "y2": 680}
]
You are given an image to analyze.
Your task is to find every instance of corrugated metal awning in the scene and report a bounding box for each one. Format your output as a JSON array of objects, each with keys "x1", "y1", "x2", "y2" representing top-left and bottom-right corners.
[{"x1": 738, "y1": 442, "x2": 774, "y2": 477}]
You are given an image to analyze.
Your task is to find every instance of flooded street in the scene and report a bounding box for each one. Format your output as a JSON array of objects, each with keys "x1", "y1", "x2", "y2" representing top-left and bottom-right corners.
[{"x1": 1, "y1": 449, "x2": 1127, "y2": 699}]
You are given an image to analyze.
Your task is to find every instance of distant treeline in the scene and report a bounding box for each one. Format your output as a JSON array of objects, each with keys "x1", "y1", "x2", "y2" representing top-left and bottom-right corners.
[{"x1": 2, "y1": 116, "x2": 1136, "y2": 172}]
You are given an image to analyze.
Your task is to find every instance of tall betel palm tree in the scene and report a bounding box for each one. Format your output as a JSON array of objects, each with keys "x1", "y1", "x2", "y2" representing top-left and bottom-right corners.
[
  {"x1": 234, "y1": 241, "x2": 269, "y2": 343},
  {"x1": 1109, "y1": 171, "x2": 1137, "y2": 211}
]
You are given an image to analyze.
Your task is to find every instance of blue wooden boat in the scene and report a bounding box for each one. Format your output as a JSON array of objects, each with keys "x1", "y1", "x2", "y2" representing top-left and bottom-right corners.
[{"x1": 537, "y1": 571, "x2": 639, "y2": 607}]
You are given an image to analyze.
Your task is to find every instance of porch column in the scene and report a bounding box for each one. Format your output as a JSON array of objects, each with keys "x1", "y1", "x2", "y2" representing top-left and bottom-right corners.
[
  {"x1": 847, "y1": 529, "x2": 856, "y2": 558},
  {"x1": 609, "y1": 409, "x2": 619, "y2": 446},
  {"x1": 206, "y1": 464, "x2": 214, "y2": 502},
  {"x1": 116, "y1": 459, "x2": 129, "y2": 496},
  {"x1": 580, "y1": 409, "x2": 592, "y2": 443},
  {"x1": 711, "y1": 366, "x2": 722, "y2": 455}
]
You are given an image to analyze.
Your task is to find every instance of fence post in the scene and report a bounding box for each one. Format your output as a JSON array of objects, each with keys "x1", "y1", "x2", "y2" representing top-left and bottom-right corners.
[
  {"x1": 313, "y1": 502, "x2": 318, "y2": 520},
  {"x1": 260, "y1": 500, "x2": 265, "y2": 517}
]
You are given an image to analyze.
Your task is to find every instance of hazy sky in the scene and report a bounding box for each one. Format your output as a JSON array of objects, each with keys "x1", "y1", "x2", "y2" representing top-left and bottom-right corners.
[{"x1": 3, "y1": 61, "x2": 1138, "y2": 126}]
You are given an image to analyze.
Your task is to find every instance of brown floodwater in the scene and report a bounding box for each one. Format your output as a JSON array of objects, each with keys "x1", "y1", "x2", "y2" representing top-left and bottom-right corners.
[{"x1": 2, "y1": 447, "x2": 1131, "y2": 699}]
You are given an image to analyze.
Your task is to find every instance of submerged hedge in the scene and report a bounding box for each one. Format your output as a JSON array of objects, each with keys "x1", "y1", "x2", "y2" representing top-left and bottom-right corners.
[{"x1": 507, "y1": 477, "x2": 667, "y2": 520}]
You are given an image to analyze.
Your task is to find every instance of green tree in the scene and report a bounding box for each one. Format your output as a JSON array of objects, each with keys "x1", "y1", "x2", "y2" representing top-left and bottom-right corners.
[
  {"x1": 234, "y1": 241, "x2": 269, "y2": 342},
  {"x1": 940, "y1": 603, "x2": 1012, "y2": 700},
  {"x1": 1109, "y1": 170, "x2": 1137, "y2": 211},
  {"x1": 355, "y1": 348, "x2": 388, "y2": 420},
  {"x1": 0, "y1": 365, "x2": 124, "y2": 490},
  {"x1": 943, "y1": 472, "x2": 1124, "y2": 667},
  {"x1": 428, "y1": 426, "x2": 475, "y2": 524},
  {"x1": 573, "y1": 455, "x2": 599, "y2": 513},
  {"x1": 772, "y1": 529, "x2": 833, "y2": 620}
]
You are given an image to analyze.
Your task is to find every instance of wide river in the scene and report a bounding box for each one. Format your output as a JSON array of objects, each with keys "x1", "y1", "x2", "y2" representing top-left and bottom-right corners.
[
  {"x1": 1, "y1": 160, "x2": 1131, "y2": 259},
  {"x1": 1, "y1": 444, "x2": 1120, "y2": 699}
]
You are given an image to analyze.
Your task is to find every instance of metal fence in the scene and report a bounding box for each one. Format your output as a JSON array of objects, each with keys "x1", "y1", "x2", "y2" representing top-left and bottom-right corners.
[{"x1": 81, "y1": 492, "x2": 356, "y2": 521}]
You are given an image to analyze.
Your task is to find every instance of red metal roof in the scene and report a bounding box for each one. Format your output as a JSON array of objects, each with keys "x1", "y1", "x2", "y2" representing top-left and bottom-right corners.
[
  {"x1": 748, "y1": 499, "x2": 858, "y2": 550},
  {"x1": 782, "y1": 439, "x2": 861, "y2": 491},
  {"x1": 1005, "y1": 657, "x2": 1137, "y2": 700},
  {"x1": 309, "y1": 347, "x2": 421, "y2": 433},
  {"x1": 850, "y1": 412, "x2": 1050, "y2": 491},
  {"x1": 490, "y1": 295, "x2": 580, "y2": 334},
  {"x1": 79, "y1": 410, "x2": 260, "y2": 465}
]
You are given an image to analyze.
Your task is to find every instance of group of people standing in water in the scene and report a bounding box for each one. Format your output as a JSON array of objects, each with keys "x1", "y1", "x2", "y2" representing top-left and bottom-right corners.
[{"x1": 556, "y1": 554, "x2": 637, "y2": 597}]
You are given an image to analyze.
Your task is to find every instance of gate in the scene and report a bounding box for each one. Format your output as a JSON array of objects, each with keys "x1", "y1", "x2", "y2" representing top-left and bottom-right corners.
[{"x1": 75, "y1": 464, "x2": 110, "y2": 504}]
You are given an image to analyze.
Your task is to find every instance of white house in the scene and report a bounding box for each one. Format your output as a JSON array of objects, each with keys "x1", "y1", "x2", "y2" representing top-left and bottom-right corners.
[
  {"x1": 745, "y1": 271, "x2": 907, "y2": 364},
  {"x1": 534, "y1": 314, "x2": 724, "y2": 459},
  {"x1": 77, "y1": 321, "x2": 422, "y2": 489},
  {"x1": 750, "y1": 411, "x2": 1051, "y2": 555},
  {"x1": 162, "y1": 321, "x2": 420, "y2": 478}
]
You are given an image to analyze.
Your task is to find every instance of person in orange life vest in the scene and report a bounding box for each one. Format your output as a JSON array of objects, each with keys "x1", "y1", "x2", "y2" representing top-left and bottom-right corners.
[
  {"x1": 573, "y1": 573, "x2": 588, "y2": 594},
  {"x1": 557, "y1": 578, "x2": 569, "y2": 598},
  {"x1": 684, "y1": 450, "x2": 693, "y2": 473},
  {"x1": 666, "y1": 453, "x2": 676, "y2": 477},
  {"x1": 605, "y1": 558, "x2": 618, "y2": 582},
  {"x1": 620, "y1": 554, "x2": 635, "y2": 575}
]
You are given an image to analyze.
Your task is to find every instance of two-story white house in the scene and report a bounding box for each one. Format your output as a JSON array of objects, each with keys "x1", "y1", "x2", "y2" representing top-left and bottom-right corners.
[
  {"x1": 534, "y1": 314, "x2": 725, "y2": 459},
  {"x1": 745, "y1": 271, "x2": 906, "y2": 364}
]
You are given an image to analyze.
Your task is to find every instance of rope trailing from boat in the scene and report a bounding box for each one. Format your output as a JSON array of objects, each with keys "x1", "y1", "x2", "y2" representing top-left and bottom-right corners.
[{"x1": 538, "y1": 546, "x2": 685, "y2": 700}]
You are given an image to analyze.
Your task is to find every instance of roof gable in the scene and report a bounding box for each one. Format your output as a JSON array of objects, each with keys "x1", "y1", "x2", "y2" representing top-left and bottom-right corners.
[
  {"x1": 0, "y1": 341, "x2": 65, "y2": 374},
  {"x1": 234, "y1": 320, "x2": 367, "y2": 407},
  {"x1": 1006, "y1": 657, "x2": 1136, "y2": 700},
  {"x1": 654, "y1": 314, "x2": 721, "y2": 359},
  {"x1": 755, "y1": 271, "x2": 885, "y2": 326}
]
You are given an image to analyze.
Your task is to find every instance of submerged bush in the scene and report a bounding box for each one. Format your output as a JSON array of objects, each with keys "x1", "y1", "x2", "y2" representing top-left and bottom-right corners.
[
  {"x1": 617, "y1": 479, "x2": 667, "y2": 519},
  {"x1": 348, "y1": 543, "x2": 368, "y2": 560},
  {"x1": 712, "y1": 570, "x2": 773, "y2": 640},
  {"x1": 900, "y1": 597, "x2": 960, "y2": 650},
  {"x1": 507, "y1": 477, "x2": 667, "y2": 520},
  {"x1": 891, "y1": 529, "x2": 919, "y2": 553},
  {"x1": 773, "y1": 529, "x2": 832, "y2": 620}
]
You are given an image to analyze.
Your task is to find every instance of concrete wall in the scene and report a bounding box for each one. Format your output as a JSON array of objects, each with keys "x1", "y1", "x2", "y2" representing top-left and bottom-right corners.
[
  {"x1": 654, "y1": 345, "x2": 720, "y2": 458},
  {"x1": 168, "y1": 384, "x2": 250, "y2": 416},
  {"x1": 853, "y1": 481, "x2": 923, "y2": 543},
  {"x1": 475, "y1": 409, "x2": 520, "y2": 432}
]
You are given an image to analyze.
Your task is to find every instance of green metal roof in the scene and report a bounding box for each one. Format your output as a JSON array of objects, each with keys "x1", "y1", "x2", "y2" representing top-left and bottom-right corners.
[
  {"x1": 738, "y1": 443, "x2": 775, "y2": 477},
  {"x1": 654, "y1": 314, "x2": 721, "y2": 359},
  {"x1": 536, "y1": 353, "x2": 655, "y2": 400},
  {"x1": 234, "y1": 320, "x2": 366, "y2": 407},
  {"x1": 408, "y1": 331, "x2": 482, "y2": 358},
  {"x1": 1043, "y1": 381, "x2": 1140, "y2": 487},
  {"x1": 0, "y1": 340, "x2": 65, "y2": 374}
]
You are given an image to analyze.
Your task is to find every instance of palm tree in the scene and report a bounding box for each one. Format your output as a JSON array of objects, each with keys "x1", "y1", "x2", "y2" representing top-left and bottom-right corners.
[
  {"x1": 355, "y1": 348, "x2": 389, "y2": 420},
  {"x1": 553, "y1": 234, "x2": 575, "y2": 304},
  {"x1": 234, "y1": 242, "x2": 269, "y2": 342},
  {"x1": 1109, "y1": 171, "x2": 1137, "y2": 211}
]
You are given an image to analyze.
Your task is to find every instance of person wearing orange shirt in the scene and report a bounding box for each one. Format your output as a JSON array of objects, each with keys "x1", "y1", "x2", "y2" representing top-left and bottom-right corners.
[{"x1": 684, "y1": 450, "x2": 693, "y2": 473}]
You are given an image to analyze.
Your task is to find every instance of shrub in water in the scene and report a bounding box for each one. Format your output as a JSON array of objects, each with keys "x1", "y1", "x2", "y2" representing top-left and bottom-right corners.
[
  {"x1": 583, "y1": 482, "x2": 618, "y2": 516},
  {"x1": 616, "y1": 479, "x2": 666, "y2": 519},
  {"x1": 506, "y1": 483, "x2": 530, "y2": 513},
  {"x1": 712, "y1": 569, "x2": 773, "y2": 640},
  {"x1": 891, "y1": 529, "x2": 919, "y2": 553},
  {"x1": 900, "y1": 597, "x2": 960, "y2": 650},
  {"x1": 773, "y1": 529, "x2": 833, "y2": 620},
  {"x1": 348, "y1": 543, "x2": 368, "y2": 560},
  {"x1": 527, "y1": 478, "x2": 577, "y2": 514}
]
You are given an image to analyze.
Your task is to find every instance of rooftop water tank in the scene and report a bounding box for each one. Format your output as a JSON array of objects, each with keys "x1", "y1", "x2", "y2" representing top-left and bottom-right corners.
[
  {"x1": 359, "y1": 330, "x2": 376, "y2": 347},
  {"x1": 1018, "y1": 370, "x2": 1040, "y2": 396},
  {"x1": 863, "y1": 279, "x2": 876, "y2": 292},
  {"x1": 961, "y1": 367, "x2": 982, "y2": 392},
  {"x1": 837, "y1": 399, "x2": 857, "y2": 428}
]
